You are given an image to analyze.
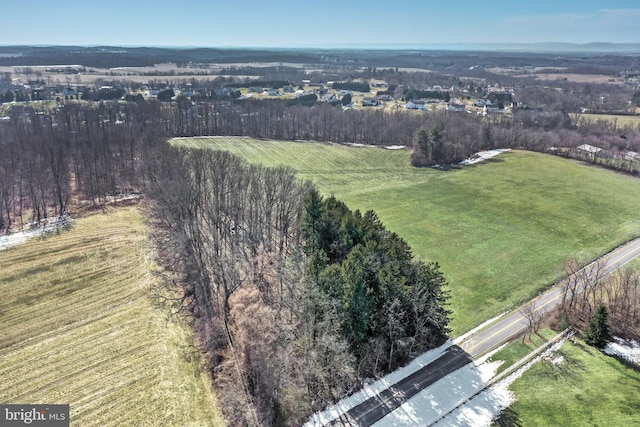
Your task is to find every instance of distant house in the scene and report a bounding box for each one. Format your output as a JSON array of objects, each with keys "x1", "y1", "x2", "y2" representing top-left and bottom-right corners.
[
  {"x1": 283, "y1": 85, "x2": 295, "y2": 93},
  {"x1": 577, "y1": 144, "x2": 602, "y2": 155},
  {"x1": 267, "y1": 89, "x2": 280, "y2": 96},
  {"x1": 322, "y1": 93, "x2": 337, "y2": 103},
  {"x1": 406, "y1": 100, "x2": 427, "y2": 110},
  {"x1": 481, "y1": 104, "x2": 503, "y2": 116},
  {"x1": 577, "y1": 144, "x2": 604, "y2": 162},
  {"x1": 362, "y1": 98, "x2": 379, "y2": 107},
  {"x1": 625, "y1": 151, "x2": 640, "y2": 162},
  {"x1": 446, "y1": 103, "x2": 466, "y2": 112}
]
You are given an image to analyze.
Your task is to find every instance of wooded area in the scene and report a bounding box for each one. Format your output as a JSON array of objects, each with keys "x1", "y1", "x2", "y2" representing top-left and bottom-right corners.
[
  {"x1": 144, "y1": 147, "x2": 450, "y2": 425},
  {"x1": 559, "y1": 258, "x2": 640, "y2": 341}
]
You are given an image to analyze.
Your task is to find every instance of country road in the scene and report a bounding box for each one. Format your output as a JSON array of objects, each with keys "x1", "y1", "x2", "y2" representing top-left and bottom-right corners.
[
  {"x1": 311, "y1": 237, "x2": 640, "y2": 426},
  {"x1": 460, "y1": 237, "x2": 640, "y2": 358}
]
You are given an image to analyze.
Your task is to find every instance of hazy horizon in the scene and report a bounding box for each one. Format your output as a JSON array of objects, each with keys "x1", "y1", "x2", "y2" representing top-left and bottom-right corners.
[{"x1": 2, "y1": 1, "x2": 638, "y2": 49}]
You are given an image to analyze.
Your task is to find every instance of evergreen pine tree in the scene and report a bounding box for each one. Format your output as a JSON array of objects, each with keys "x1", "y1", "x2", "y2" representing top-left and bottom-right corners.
[{"x1": 585, "y1": 304, "x2": 611, "y2": 348}]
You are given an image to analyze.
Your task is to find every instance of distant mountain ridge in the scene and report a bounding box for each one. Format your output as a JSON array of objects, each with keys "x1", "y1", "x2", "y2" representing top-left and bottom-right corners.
[
  {"x1": 2, "y1": 42, "x2": 640, "y2": 54},
  {"x1": 0, "y1": 43, "x2": 637, "y2": 70},
  {"x1": 318, "y1": 42, "x2": 640, "y2": 54}
]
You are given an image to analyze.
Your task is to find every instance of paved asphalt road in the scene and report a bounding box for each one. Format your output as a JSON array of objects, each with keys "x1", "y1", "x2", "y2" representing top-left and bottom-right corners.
[
  {"x1": 460, "y1": 237, "x2": 640, "y2": 358},
  {"x1": 329, "y1": 346, "x2": 472, "y2": 426},
  {"x1": 322, "y1": 238, "x2": 640, "y2": 426}
]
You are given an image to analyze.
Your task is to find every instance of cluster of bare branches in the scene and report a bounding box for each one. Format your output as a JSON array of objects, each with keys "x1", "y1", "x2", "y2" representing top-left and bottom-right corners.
[
  {"x1": 560, "y1": 257, "x2": 640, "y2": 339},
  {"x1": 0, "y1": 101, "x2": 162, "y2": 231},
  {"x1": 146, "y1": 146, "x2": 359, "y2": 425}
]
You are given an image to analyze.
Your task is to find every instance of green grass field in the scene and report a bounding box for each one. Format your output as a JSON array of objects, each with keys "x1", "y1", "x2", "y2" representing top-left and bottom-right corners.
[
  {"x1": 506, "y1": 336, "x2": 640, "y2": 426},
  {"x1": 0, "y1": 207, "x2": 225, "y2": 426},
  {"x1": 572, "y1": 113, "x2": 640, "y2": 128},
  {"x1": 488, "y1": 329, "x2": 558, "y2": 375},
  {"x1": 172, "y1": 137, "x2": 640, "y2": 335}
]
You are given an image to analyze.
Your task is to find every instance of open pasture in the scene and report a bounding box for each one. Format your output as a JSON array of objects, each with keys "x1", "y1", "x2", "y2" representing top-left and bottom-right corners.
[
  {"x1": 173, "y1": 137, "x2": 640, "y2": 335},
  {"x1": 0, "y1": 207, "x2": 224, "y2": 426}
]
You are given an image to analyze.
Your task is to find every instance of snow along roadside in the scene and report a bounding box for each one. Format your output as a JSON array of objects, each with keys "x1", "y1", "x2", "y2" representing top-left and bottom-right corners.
[{"x1": 305, "y1": 340, "x2": 454, "y2": 426}]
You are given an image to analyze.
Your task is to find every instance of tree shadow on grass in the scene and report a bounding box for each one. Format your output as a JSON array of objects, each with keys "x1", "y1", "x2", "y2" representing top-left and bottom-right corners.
[
  {"x1": 492, "y1": 406, "x2": 522, "y2": 427},
  {"x1": 607, "y1": 353, "x2": 640, "y2": 374},
  {"x1": 536, "y1": 349, "x2": 587, "y2": 384},
  {"x1": 568, "y1": 335, "x2": 593, "y2": 355},
  {"x1": 482, "y1": 157, "x2": 506, "y2": 164}
]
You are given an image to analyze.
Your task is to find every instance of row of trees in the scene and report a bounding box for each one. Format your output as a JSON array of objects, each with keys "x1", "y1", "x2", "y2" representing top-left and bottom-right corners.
[
  {"x1": 4, "y1": 95, "x2": 640, "y2": 232},
  {"x1": 158, "y1": 97, "x2": 570, "y2": 150},
  {"x1": 3, "y1": 90, "x2": 640, "y2": 232},
  {"x1": 147, "y1": 147, "x2": 313, "y2": 425},
  {"x1": 0, "y1": 100, "x2": 159, "y2": 231}
]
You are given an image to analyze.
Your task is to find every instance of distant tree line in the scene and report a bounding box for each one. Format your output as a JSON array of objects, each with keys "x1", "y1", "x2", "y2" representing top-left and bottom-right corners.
[
  {"x1": 0, "y1": 46, "x2": 325, "y2": 69},
  {"x1": 217, "y1": 66, "x2": 305, "y2": 78},
  {"x1": 2, "y1": 89, "x2": 640, "y2": 232},
  {"x1": 225, "y1": 80, "x2": 291, "y2": 89},
  {"x1": 404, "y1": 88, "x2": 450, "y2": 102},
  {"x1": 332, "y1": 81, "x2": 370, "y2": 92}
]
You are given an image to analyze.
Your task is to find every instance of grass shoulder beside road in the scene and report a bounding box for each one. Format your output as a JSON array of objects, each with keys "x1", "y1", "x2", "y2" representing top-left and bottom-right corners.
[
  {"x1": 0, "y1": 206, "x2": 225, "y2": 426},
  {"x1": 487, "y1": 329, "x2": 559, "y2": 376},
  {"x1": 173, "y1": 137, "x2": 640, "y2": 335},
  {"x1": 506, "y1": 335, "x2": 640, "y2": 426}
]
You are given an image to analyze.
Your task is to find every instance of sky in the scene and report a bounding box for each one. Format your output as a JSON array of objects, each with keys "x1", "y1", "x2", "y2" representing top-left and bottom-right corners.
[{"x1": 2, "y1": 1, "x2": 639, "y2": 48}]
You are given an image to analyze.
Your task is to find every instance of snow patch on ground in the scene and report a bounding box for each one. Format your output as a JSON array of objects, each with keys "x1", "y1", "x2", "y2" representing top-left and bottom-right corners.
[
  {"x1": 547, "y1": 354, "x2": 565, "y2": 365},
  {"x1": 459, "y1": 149, "x2": 511, "y2": 165},
  {"x1": 384, "y1": 145, "x2": 406, "y2": 150},
  {"x1": 373, "y1": 357, "x2": 504, "y2": 426},
  {"x1": 308, "y1": 333, "x2": 573, "y2": 427},
  {"x1": 305, "y1": 340, "x2": 453, "y2": 426},
  {"x1": 433, "y1": 381, "x2": 514, "y2": 427},
  {"x1": 385, "y1": 335, "x2": 572, "y2": 427},
  {"x1": 432, "y1": 335, "x2": 572, "y2": 426},
  {"x1": 192, "y1": 135, "x2": 250, "y2": 139},
  {"x1": 604, "y1": 336, "x2": 640, "y2": 364},
  {"x1": 0, "y1": 216, "x2": 72, "y2": 251},
  {"x1": 346, "y1": 142, "x2": 377, "y2": 148}
]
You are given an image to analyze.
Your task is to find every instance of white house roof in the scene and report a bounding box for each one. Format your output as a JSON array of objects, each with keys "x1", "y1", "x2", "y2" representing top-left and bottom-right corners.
[{"x1": 577, "y1": 144, "x2": 602, "y2": 153}]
